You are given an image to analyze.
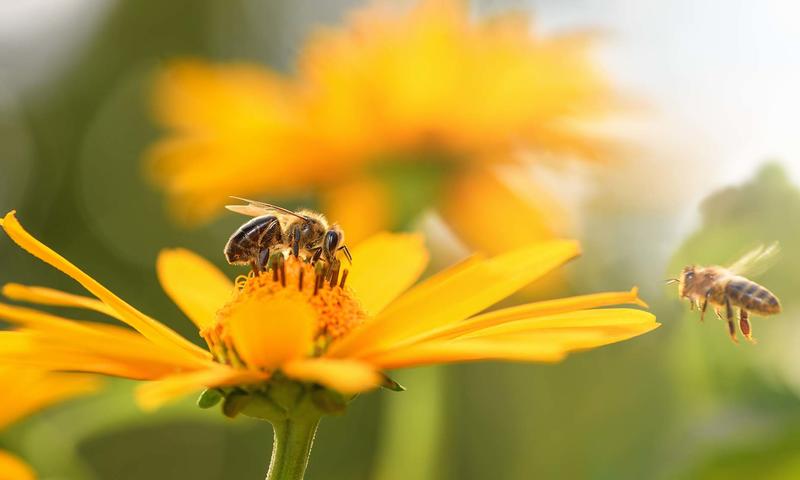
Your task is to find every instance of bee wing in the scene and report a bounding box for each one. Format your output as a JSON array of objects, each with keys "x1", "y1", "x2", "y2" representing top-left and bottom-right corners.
[
  {"x1": 225, "y1": 197, "x2": 306, "y2": 220},
  {"x1": 726, "y1": 242, "x2": 780, "y2": 277}
]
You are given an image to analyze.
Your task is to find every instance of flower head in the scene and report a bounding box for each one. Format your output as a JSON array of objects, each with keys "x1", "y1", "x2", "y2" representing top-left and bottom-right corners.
[
  {"x1": 147, "y1": 0, "x2": 615, "y2": 254},
  {"x1": 0, "y1": 211, "x2": 656, "y2": 413}
]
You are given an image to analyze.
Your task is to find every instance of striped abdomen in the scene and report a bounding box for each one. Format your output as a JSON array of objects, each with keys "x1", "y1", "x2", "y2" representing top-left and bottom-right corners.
[
  {"x1": 224, "y1": 215, "x2": 283, "y2": 264},
  {"x1": 725, "y1": 277, "x2": 781, "y2": 315}
]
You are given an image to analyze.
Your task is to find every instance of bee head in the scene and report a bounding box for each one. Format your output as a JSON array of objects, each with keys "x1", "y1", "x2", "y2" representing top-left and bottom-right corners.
[
  {"x1": 677, "y1": 265, "x2": 696, "y2": 298},
  {"x1": 300, "y1": 217, "x2": 327, "y2": 249},
  {"x1": 322, "y1": 225, "x2": 348, "y2": 260}
]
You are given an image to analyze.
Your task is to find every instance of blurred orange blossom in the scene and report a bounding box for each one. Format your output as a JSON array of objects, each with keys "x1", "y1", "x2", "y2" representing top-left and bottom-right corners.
[{"x1": 147, "y1": 0, "x2": 615, "y2": 253}]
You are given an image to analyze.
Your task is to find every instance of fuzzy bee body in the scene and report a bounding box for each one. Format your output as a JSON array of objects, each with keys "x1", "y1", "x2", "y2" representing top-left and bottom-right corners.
[
  {"x1": 224, "y1": 215, "x2": 283, "y2": 270},
  {"x1": 670, "y1": 243, "x2": 781, "y2": 343},
  {"x1": 724, "y1": 276, "x2": 781, "y2": 315},
  {"x1": 224, "y1": 198, "x2": 352, "y2": 276}
]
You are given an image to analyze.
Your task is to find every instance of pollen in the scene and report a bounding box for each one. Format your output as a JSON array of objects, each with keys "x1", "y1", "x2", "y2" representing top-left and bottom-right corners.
[{"x1": 202, "y1": 256, "x2": 367, "y2": 366}]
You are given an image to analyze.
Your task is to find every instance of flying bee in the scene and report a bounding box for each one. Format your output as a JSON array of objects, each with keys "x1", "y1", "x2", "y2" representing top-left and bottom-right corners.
[
  {"x1": 224, "y1": 197, "x2": 352, "y2": 275},
  {"x1": 667, "y1": 243, "x2": 782, "y2": 343}
]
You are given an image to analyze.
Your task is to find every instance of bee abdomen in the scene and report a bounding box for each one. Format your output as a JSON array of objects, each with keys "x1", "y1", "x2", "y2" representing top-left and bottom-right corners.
[
  {"x1": 224, "y1": 215, "x2": 282, "y2": 264},
  {"x1": 726, "y1": 279, "x2": 781, "y2": 315}
]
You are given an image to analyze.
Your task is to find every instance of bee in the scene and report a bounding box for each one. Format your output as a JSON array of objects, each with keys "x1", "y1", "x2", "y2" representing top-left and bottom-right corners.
[
  {"x1": 668, "y1": 243, "x2": 781, "y2": 343},
  {"x1": 224, "y1": 197, "x2": 352, "y2": 275}
]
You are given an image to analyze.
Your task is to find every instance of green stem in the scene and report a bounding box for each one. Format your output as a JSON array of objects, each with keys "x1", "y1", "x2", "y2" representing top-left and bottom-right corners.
[{"x1": 266, "y1": 416, "x2": 320, "y2": 480}]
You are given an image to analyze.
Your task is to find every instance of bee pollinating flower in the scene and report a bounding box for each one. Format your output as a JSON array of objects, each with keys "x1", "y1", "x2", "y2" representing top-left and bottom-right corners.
[
  {"x1": 223, "y1": 197, "x2": 351, "y2": 277},
  {"x1": 0, "y1": 210, "x2": 657, "y2": 479}
]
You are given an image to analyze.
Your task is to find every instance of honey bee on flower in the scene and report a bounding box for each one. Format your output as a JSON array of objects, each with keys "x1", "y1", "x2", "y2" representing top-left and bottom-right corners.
[
  {"x1": 224, "y1": 197, "x2": 351, "y2": 283},
  {"x1": 0, "y1": 210, "x2": 657, "y2": 479}
]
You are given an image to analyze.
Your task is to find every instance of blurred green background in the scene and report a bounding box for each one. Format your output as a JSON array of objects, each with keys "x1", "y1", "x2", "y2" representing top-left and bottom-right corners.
[{"x1": 2, "y1": 0, "x2": 800, "y2": 479}]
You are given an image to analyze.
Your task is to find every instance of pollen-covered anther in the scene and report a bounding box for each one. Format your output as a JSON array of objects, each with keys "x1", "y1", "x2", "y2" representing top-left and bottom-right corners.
[{"x1": 203, "y1": 255, "x2": 367, "y2": 366}]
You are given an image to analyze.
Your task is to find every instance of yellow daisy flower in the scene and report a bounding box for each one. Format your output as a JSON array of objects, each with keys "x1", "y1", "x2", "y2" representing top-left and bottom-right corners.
[
  {"x1": 147, "y1": 0, "x2": 614, "y2": 253},
  {"x1": 0, "y1": 368, "x2": 99, "y2": 480},
  {"x1": 0, "y1": 211, "x2": 656, "y2": 478}
]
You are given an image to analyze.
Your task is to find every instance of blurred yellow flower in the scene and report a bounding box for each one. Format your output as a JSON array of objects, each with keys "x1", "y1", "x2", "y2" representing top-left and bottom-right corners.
[
  {"x1": 0, "y1": 368, "x2": 98, "y2": 480},
  {"x1": 147, "y1": 0, "x2": 614, "y2": 252},
  {"x1": 0, "y1": 211, "x2": 656, "y2": 412}
]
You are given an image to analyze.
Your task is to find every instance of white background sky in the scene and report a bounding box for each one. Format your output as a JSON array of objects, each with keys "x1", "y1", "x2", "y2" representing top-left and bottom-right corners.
[{"x1": 531, "y1": 0, "x2": 800, "y2": 189}]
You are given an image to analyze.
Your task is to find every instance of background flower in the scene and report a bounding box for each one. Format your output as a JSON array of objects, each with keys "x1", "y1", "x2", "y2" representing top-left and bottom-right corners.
[{"x1": 147, "y1": 0, "x2": 616, "y2": 256}]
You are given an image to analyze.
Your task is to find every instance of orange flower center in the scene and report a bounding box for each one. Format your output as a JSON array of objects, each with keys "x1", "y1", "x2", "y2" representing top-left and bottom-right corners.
[{"x1": 201, "y1": 256, "x2": 367, "y2": 367}]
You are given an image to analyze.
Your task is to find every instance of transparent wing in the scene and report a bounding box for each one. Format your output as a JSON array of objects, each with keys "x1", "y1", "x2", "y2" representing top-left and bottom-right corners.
[
  {"x1": 225, "y1": 197, "x2": 306, "y2": 220},
  {"x1": 727, "y1": 242, "x2": 780, "y2": 277}
]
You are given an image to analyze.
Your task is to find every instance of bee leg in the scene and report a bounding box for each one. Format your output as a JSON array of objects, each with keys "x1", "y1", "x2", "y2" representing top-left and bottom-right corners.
[
  {"x1": 739, "y1": 309, "x2": 756, "y2": 344},
  {"x1": 700, "y1": 293, "x2": 710, "y2": 322},
  {"x1": 310, "y1": 247, "x2": 323, "y2": 264},
  {"x1": 249, "y1": 260, "x2": 260, "y2": 277},
  {"x1": 714, "y1": 308, "x2": 723, "y2": 320},
  {"x1": 725, "y1": 297, "x2": 738, "y2": 344},
  {"x1": 257, "y1": 248, "x2": 270, "y2": 273},
  {"x1": 689, "y1": 299, "x2": 695, "y2": 311},
  {"x1": 292, "y1": 229, "x2": 301, "y2": 257}
]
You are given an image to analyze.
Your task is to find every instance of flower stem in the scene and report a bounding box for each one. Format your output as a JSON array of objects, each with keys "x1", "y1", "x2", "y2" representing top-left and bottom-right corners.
[{"x1": 266, "y1": 416, "x2": 320, "y2": 480}]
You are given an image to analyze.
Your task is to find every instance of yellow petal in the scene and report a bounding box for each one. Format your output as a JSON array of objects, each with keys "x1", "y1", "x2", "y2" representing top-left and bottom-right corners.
[
  {"x1": 0, "y1": 367, "x2": 100, "y2": 430},
  {"x1": 157, "y1": 248, "x2": 233, "y2": 330},
  {"x1": 0, "y1": 331, "x2": 165, "y2": 379},
  {"x1": 321, "y1": 176, "x2": 393, "y2": 245},
  {"x1": 441, "y1": 167, "x2": 569, "y2": 254},
  {"x1": 460, "y1": 308, "x2": 657, "y2": 339},
  {"x1": 478, "y1": 323, "x2": 660, "y2": 351},
  {"x1": 365, "y1": 338, "x2": 566, "y2": 370},
  {"x1": 136, "y1": 367, "x2": 266, "y2": 411},
  {"x1": 3, "y1": 283, "x2": 119, "y2": 318},
  {"x1": 0, "y1": 450, "x2": 35, "y2": 480},
  {"x1": 346, "y1": 232, "x2": 429, "y2": 316},
  {"x1": 226, "y1": 296, "x2": 315, "y2": 370},
  {"x1": 0, "y1": 304, "x2": 212, "y2": 375},
  {"x1": 330, "y1": 240, "x2": 579, "y2": 358},
  {"x1": 0, "y1": 211, "x2": 210, "y2": 363},
  {"x1": 414, "y1": 287, "x2": 648, "y2": 341},
  {"x1": 283, "y1": 358, "x2": 380, "y2": 394}
]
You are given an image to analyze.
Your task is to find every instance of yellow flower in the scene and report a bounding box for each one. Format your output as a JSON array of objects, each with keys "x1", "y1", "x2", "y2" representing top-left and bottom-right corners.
[
  {"x1": 0, "y1": 368, "x2": 99, "y2": 480},
  {"x1": 147, "y1": 0, "x2": 614, "y2": 252},
  {"x1": 0, "y1": 211, "x2": 656, "y2": 413}
]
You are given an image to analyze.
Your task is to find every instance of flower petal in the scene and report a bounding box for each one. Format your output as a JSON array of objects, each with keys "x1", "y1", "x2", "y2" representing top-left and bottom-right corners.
[
  {"x1": 283, "y1": 358, "x2": 380, "y2": 394},
  {"x1": 0, "y1": 450, "x2": 35, "y2": 480},
  {"x1": 157, "y1": 248, "x2": 233, "y2": 330},
  {"x1": 0, "y1": 304, "x2": 213, "y2": 376},
  {"x1": 346, "y1": 232, "x2": 429, "y2": 316},
  {"x1": 459, "y1": 308, "x2": 657, "y2": 339},
  {"x1": 440, "y1": 167, "x2": 569, "y2": 254},
  {"x1": 364, "y1": 338, "x2": 567, "y2": 370},
  {"x1": 0, "y1": 331, "x2": 171, "y2": 379},
  {"x1": 330, "y1": 240, "x2": 579, "y2": 358},
  {"x1": 136, "y1": 367, "x2": 266, "y2": 411},
  {"x1": 412, "y1": 288, "x2": 648, "y2": 341},
  {"x1": 0, "y1": 367, "x2": 100, "y2": 430},
  {"x1": 3, "y1": 283, "x2": 119, "y2": 318},
  {"x1": 226, "y1": 297, "x2": 315, "y2": 370},
  {"x1": 321, "y1": 176, "x2": 393, "y2": 245},
  {"x1": 0, "y1": 211, "x2": 209, "y2": 362}
]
